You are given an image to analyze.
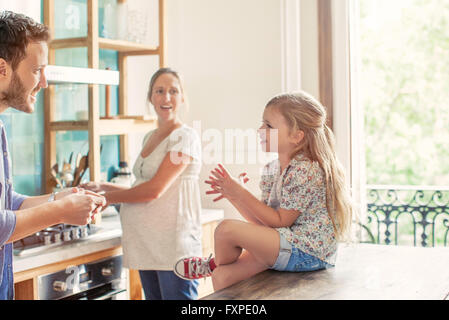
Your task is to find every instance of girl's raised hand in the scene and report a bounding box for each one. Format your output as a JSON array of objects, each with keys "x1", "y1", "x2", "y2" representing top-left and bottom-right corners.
[{"x1": 205, "y1": 164, "x2": 249, "y2": 202}]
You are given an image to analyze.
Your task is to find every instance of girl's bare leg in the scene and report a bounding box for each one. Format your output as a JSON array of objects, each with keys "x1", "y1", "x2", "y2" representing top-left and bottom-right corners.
[
  {"x1": 212, "y1": 250, "x2": 268, "y2": 291},
  {"x1": 211, "y1": 219, "x2": 280, "y2": 290}
]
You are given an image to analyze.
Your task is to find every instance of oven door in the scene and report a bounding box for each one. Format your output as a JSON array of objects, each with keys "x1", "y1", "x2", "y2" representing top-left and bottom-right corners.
[
  {"x1": 62, "y1": 282, "x2": 126, "y2": 300},
  {"x1": 38, "y1": 255, "x2": 126, "y2": 300}
]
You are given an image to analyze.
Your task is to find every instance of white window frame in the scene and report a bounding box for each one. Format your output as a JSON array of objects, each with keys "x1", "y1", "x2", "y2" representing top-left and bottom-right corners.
[{"x1": 332, "y1": 0, "x2": 367, "y2": 233}]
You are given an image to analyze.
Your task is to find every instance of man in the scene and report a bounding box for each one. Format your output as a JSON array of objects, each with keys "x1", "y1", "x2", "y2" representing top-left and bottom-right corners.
[{"x1": 0, "y1": 11, "x2": 106, "y2": 300}]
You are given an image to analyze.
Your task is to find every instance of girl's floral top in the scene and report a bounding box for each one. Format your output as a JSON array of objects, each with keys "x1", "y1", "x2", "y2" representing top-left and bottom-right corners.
[{"x1": 260, "y1": 153, "x2": 337, "y2": 265}]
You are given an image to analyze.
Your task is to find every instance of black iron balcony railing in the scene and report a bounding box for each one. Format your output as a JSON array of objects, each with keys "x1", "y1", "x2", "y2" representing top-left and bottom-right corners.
[{"x1": 362, "y1": 185, "x2": 449, "y2": 247}]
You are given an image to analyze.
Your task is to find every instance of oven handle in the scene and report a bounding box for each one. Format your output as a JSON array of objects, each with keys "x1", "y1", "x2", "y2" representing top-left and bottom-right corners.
[{"x1": 93, "y1": 288, "x2": 126, "y2": 300}]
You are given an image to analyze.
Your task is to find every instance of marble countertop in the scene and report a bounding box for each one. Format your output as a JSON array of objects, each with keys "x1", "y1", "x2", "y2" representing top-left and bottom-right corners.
[{"x1": 13, "y1": 208, "x2": 224, "y2": 274}]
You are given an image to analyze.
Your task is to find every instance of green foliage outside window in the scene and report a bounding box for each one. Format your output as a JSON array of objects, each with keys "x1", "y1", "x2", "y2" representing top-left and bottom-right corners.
[{"x1": 360, "y1": 0, "x2": 449, "y2": 186}]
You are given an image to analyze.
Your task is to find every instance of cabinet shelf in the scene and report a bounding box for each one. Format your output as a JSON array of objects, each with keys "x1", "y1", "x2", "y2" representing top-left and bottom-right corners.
[
  {"x1": 50, "y1": 37, "x2": 88, "y2": 49},
  {"x1": 46, "y1": 65, "x2": 119, "y2": 85},
  {"x1": 49, "y1": 120, "x2": 88, "y2": 132},
  {"x1": 50, "y1": 37, "x2": 159, "y2": 55},
  {"x1": 98, "y1": 38, "x2": 159, "y2": 55},
  {"x1": 49, "y1": 117, "x2": 157, "y2": 136}
]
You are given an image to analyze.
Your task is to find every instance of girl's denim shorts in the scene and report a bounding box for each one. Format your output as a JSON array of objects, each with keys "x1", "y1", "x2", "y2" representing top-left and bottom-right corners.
[{"x1": 270, "y1": 233, "x2": 333, "y2": 272}]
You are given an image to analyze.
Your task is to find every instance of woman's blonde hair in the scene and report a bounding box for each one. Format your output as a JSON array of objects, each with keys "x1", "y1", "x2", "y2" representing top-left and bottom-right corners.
[{"x1": 266, "y1": 91, "x2": 353, "y2": 241}]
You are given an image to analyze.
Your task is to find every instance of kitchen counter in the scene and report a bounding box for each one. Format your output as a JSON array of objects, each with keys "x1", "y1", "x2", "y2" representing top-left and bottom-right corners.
[
  {"x1": 202, "y1": 243, "x2": 449, "y2": 300},
  {"x1": 13, "y1": 212, "x2": 122, "y2": 273},
  {"x1": 13, "y1": 208, "x2": 224, "y2": 274}
]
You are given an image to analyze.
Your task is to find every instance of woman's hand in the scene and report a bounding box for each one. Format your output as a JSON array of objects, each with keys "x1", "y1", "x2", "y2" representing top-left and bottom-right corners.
[
  {"x1": 54, "y1": 187, "x2": 103, "y2": 200},
  {"x1": 79, "y1": 181, "x2": 105, "y2": 193},
  {"x1": 205, "y1": 164, "x2": 249, "y2": 202}
]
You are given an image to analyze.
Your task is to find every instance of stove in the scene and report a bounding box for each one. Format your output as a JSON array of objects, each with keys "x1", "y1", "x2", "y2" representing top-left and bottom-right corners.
[{"x1": 13, "y1": 224, "x2": 100, "y2": 257}]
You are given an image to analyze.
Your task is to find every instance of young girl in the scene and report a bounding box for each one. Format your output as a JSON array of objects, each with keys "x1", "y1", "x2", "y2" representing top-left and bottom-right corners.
[
  {"x1": 82, "y1": 68, "x2": 203, "y2": 300},
  {"x1": 174, "y1": 91, "x2": 353, "y2": 291}
]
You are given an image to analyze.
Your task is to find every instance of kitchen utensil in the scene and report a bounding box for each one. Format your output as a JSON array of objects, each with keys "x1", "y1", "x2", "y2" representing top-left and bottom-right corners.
[
  {"x1": 73, "y1": 146, "x2": 101, "y2": 186},
  {"x1": 72, "y1": 168, "x2": 81, "y2": 187},
  {"x1": 72, "y1": 153, "x2": 83, "y2": 186},
  {"x1": 50, "y1": 167, "x2": 63, "y2": 188},
  {"x1": 61, "y1": 162, "x2": 73, "y2": 187},
  {"x1": 73, "y1": 154, "x2": 88, "y2": 186},
  {"x1": 78, "y1": 154, "x2": 89, "y2": 182},
  {"x1": 75, "y1": 153, "x2": 82, "y2": 169},
  {"x1": 104, "y1": 67, "x2": 112, "y2": 119},
  {"x1": 62, "y1": 160, "x2": 71, "y2": 174},
  {"x1": 49, "y1": 176, "x2": 60, "y2": 189},
  {"x1": 60, "y1": 157, "x2": 75, "y2": 187},
  {"x1": 52, "y1": 163, "x2": 59, "y2": 174},
  {"x1": 72, "y1": 164, "x2": 83, "y2": 186}
]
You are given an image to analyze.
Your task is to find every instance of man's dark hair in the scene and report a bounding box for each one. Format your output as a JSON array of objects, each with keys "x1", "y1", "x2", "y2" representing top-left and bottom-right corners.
[{"x1": 0, "y1": 11, "x2": 49, "y2": 70}]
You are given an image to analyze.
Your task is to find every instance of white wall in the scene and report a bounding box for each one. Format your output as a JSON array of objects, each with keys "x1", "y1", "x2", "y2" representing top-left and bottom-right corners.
[
  {"x1": 167, "y1": 0, "x2": 283, "y2": 218},
  {"x1": 0, "y1": 0, "x2": 41, "y2": 21},
  {"x1": 128, "y1": 0, "x2": 285, "y2": 219}
]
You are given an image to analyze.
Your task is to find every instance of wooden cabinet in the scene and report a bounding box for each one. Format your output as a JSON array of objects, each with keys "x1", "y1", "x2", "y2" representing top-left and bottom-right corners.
[
  {"x1": 42, "y1": 0, "x2": 165, "y2": 192},
  {"x1": 14, "y1": 246, "x2": 123, "y2": 300}
]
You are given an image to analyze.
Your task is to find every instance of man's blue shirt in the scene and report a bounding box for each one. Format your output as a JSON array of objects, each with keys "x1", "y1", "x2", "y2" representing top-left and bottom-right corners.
[{"x1": 0, "y1": 120, "x2": 27, "y2": 299}]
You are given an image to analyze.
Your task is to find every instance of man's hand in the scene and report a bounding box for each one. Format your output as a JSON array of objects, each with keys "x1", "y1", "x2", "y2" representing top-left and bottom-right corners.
[{"x1": 58, "y1": 189, "x2": 106, "y2": 225}]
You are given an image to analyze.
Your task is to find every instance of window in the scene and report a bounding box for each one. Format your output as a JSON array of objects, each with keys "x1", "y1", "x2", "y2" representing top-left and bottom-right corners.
[{"x1": 347, "y1": 0, "x2": 449, "y2": 246}]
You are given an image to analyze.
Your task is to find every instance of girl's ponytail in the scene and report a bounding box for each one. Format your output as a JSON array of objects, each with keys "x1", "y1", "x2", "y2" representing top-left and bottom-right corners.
[{"x1": 322, "y1": 123, "x2": 353, "y2": 241}]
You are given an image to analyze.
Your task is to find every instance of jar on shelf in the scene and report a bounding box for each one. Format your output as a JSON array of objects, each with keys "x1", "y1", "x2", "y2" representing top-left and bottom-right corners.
[
  {"x1": 116, "y1": 0, "x2": 128, "y2": 41},
  {"x1": 111, "y1": 161, "x2": 133, "y2": 187},
  {"x1": 100, "y1": 0, "x2": 117, "y2": 39}
]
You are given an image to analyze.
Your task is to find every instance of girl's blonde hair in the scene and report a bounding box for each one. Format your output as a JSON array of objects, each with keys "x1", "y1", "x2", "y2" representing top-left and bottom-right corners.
[{"x1": 266, "y1": 91, "x2": 353, "y2": 241}]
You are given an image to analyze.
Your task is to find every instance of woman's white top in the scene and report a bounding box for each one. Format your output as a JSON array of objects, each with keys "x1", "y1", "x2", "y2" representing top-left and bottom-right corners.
[{"x1": 119, "y1": 124, "x2": 203, "y2": 270}]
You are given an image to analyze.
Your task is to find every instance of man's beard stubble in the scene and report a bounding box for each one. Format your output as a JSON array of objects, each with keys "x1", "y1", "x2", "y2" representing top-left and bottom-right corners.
[{"x1": 0, "y1": 72, "x2": 29, "y2": 112}]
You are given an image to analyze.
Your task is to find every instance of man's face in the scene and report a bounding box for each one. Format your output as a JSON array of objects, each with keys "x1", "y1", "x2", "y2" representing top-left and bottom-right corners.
[{"x1": 1, "y1": 41, "x2": 48, "y2": 113}]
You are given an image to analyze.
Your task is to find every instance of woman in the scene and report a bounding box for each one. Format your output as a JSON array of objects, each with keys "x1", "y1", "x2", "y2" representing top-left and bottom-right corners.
[{"x1": 82, "y1": 68, "x2": 202, "y2": 300}]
